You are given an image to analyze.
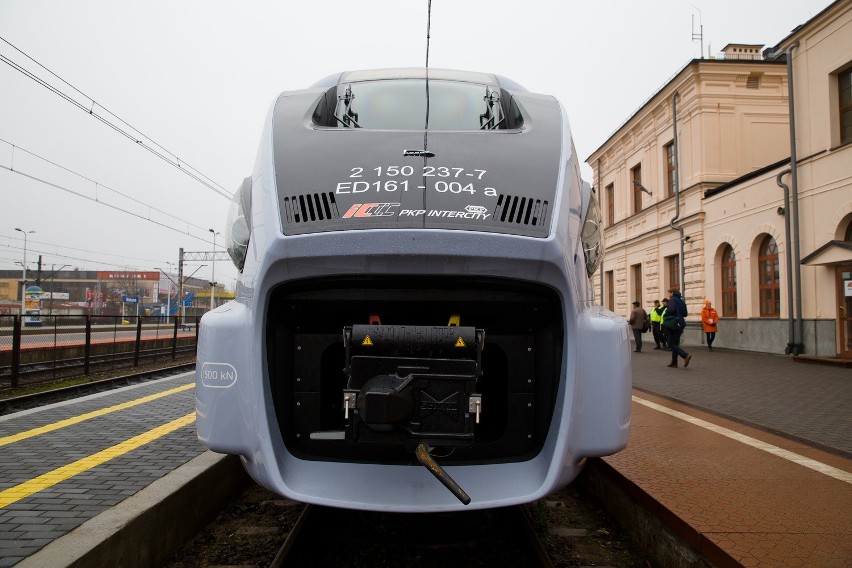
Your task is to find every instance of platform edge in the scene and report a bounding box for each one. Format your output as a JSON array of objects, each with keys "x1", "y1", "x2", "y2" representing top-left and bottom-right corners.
[{"x1": 15, "y1": 450, "x2": 251, "y2": 568}]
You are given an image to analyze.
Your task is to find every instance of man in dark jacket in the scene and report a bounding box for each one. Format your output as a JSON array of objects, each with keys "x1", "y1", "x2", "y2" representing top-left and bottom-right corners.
[{"x1": 662, "y1": 288, "x2": 691, "y2": 368}]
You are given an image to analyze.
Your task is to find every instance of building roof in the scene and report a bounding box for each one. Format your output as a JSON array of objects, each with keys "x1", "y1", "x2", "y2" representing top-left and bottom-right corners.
[
  {"x1": 703, "y1": 157, "x2": 791, "y2": 198},
  {"x1": 585, "y1": 58, "x2": 785, "y2": 162},
  {"x1": 771, "y1": 0, "x2": 846, "y2": 51},
  {"x1": 721, "y1": 43, "x2": 765, "y2": 50},
  {"x1": 801, "y1": 240, "x2": 852, "y2": 265}
]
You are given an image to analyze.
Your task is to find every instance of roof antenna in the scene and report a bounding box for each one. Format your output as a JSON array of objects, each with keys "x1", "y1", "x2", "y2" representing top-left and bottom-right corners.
[{"x1": 691, "y1": 5, "x2": 704, "y2": 59}]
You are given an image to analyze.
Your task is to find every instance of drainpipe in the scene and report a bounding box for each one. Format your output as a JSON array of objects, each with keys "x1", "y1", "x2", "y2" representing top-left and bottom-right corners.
[
  {"x1": 776, "y1": 169, "x2": 795, "y2": 354},
  {"x1": 597, "y1": 158, "x2": 604, "y2": 306},
  {"x1": 785, "y1": 42, "x2": 804, "y2": 355},
  {"x1": 670, "y1": 91, "x2": 686, "y2": 296}
]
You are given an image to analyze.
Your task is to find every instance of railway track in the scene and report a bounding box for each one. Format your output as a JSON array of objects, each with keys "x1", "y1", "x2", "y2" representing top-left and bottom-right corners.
[
  {"x1": 271, "y1": 503, "x2": 554, "y2": 567},
  {"x1": 166, "y1": 481, "x2": 647, "y2": 567},
  {"x1": 0, "y1": 361, "x2": 196, "y2": 415}
]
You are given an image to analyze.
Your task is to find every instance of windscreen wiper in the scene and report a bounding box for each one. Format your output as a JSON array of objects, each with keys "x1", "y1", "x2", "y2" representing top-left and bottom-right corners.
[
  {"x1": 479, "y1": 87, "x2": 505, "y2": 130},
  {"x1": 335, "y1": 84, "x2": 361, "y2": 128}
]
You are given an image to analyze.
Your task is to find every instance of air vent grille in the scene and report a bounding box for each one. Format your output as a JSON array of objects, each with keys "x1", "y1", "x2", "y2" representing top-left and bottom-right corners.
[
  {"x1": 283, "y1": 193, "x2": 339, "y2": 224},
  {"x1": 494, "y1": 194, "x2": 548, "y2": 226}
]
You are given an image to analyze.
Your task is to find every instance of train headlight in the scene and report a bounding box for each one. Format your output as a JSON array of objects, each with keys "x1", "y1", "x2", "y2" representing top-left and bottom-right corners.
[
  {"x1": 225, "y1": 177, "x2": 252, "y2": 271},
  {"x1": 581, "y1": 185, "x2": 604, "y2": 276}
]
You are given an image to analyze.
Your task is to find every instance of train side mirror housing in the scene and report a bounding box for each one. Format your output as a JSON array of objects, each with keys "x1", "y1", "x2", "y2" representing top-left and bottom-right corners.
[
  {"x1": 580, "y1": 181, "x2": 604, "y2": 276},
  {"x1": 225, "y1": 177, "x2": 252, "y2": 272}
]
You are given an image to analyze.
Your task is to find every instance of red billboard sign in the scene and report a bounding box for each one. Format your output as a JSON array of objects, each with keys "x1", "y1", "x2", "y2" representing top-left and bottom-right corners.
[{"x1": 96, "y1": 271, "x2": 160, "y2": 281}]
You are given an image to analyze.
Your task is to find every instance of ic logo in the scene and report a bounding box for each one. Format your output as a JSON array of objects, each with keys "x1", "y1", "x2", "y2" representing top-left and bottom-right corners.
[{"x1": 342, "y1": 203, "x2": 400, "y2": 218}]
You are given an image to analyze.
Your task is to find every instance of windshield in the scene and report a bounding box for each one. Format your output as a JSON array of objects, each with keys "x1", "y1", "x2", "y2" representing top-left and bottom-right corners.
[{"x1": 313, "y1": 79, "x2": 522, "y2": 131}]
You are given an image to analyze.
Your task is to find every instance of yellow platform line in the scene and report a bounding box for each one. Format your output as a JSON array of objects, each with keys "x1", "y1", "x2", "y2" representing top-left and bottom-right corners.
[
  {"x1": 0, "y1": 412, "x2": 196, "y2": 509},
  {"x1": 0, "y1": 383, "x2": 194, "y2": 447}
]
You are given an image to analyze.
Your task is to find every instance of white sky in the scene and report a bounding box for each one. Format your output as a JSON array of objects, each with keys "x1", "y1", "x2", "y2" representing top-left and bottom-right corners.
[{"x1": 0, "y1": 0, "x2": 832, "y2": 292}]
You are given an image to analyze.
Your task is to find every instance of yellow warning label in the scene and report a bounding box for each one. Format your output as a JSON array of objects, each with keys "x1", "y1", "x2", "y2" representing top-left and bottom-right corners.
[
  {"x1": 362, "y1": 335, "x2": 374, "y2": 347},
  {"x1": 454, "y1": 337, "x2": 466, "y2": 348}
]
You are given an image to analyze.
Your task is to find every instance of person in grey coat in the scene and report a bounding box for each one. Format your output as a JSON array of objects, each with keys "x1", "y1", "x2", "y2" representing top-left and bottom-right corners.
[{"x1": 628, "y1": 300, "x2": 648, "y2": 353}]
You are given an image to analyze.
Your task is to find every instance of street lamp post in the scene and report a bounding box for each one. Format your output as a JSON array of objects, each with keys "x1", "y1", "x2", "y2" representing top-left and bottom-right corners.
[
  {"x1": 209, "y1": 229, "x2": 220, "y2": 310},
  {"x1": 14, "y1": 227, "x2": 35, "y2": 316}
]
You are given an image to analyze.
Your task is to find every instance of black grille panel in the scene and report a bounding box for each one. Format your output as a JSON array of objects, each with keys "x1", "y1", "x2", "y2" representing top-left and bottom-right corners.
[
  {"x1": 494, "y1": 195, "x2": 548, "y2": 226},
  {"x1": 267, "y1": 276, "x2": 563, "y2": 464},
  {"x1": 283, "y1": 192, "x2": 339, "y2": 224}
]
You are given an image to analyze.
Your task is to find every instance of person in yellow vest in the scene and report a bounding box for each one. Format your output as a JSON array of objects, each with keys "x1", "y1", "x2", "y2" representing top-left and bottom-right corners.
[
  {"x1": 701, "y1": 299, "x2": 719, "y2": 351},
  {"x1": 649, "y1": 299, "x2": 667, "y2": 350},
  {"x1": 659, "y1": 298, "x2": 670, "y2": 350}
]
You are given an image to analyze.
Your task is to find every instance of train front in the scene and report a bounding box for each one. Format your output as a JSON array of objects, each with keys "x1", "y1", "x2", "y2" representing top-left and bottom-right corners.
[{"x1": 196, "y1": 68, "x2": 631, "y2": 512}]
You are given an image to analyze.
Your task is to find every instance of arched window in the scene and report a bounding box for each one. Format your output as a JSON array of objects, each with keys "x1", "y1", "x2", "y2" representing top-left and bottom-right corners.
[
  {"x1": 758, "y1": 236, "x2": 780, "y2": 317},
  {"x1": 721, "y1": 245, "x2": 737, "y2": 317}
]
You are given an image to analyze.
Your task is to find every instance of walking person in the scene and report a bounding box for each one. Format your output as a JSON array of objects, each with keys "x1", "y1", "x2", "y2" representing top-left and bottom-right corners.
[
  {"x1": 650, "y1": 299, "x2": 665, "y2": 349},
  {"x1": 628, "y1": 301, "x2": 648, "y2": 353},
  {"x1": 701, "y1": 300, "x2": 719, "y2": 351},
  {"x1": 659, "y1": 298, "x2": 670, "y2": 350},
  {"x1": 662, "y1": 287, "x2": 691, "y2": 368}
]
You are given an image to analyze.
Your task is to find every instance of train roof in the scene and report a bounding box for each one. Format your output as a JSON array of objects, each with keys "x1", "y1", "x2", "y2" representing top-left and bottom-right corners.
[
  {"x1": 310, "y1": 68, "x2": 528, "y2": 93},
  {"x1": 270, "y1": 68, "x2": 563, "y2": 238}
]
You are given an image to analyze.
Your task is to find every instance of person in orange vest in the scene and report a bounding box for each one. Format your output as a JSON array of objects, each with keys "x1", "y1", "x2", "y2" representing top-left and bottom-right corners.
[{"x1": 701, "y1": 300, "x2": 719, "y2": 351}]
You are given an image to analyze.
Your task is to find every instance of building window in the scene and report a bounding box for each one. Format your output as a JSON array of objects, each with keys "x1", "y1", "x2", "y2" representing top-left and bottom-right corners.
[
  {"x1": 721, "y1": 245, "x2": 737, "y2": 317},
  {"x1": 841, "y1": 67, "x2": 852, "y2": 145},
  {"x1": 631, "y1": 263, "x2": 642, "y2": 306},
  {"x1": 605, "y1": 270, "x2": 614, "y2": 311},
  {"x1": 631, "y1": 164, "x2": 643, "y2": 214},
  {"x1": 758, "y1": 235, "x2": 780, "y2": 317},
  {"x1": 664, "y1": 142, "x2": 675, "y2": 197},
  {"x1": 606, "y1": 183, "x2": 614, "y2": 226},
  {"x1": 665, "y1": 254, "x2": 680, "y2": 292}
]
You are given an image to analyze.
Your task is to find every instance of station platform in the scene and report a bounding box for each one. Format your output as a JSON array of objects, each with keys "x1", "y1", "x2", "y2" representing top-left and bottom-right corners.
[
  {"x1": 0, "y1": 372, "x2": 203, "y2": 566},
  {"x1": 0, "y1": 348, "x2": 849, "y2": 567},
  {"x1": 610, "y1": 345, "x2": 852, "y2": 567}
]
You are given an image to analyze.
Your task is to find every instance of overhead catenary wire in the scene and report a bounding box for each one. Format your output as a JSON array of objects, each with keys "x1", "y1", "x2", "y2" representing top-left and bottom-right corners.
[
  {"x1": 1, "y1": 164, "x2": 216, "y2": 246},
  {"x1": 1, "y1": 233, "x2": 172, "y2": 268},
  {"x1": 425, "y1": 0, "x2": 432, "y2": 69},
  {"x1": 421, "y1": 0, "x2": 433, "y2": 158},
  {"x1": 0, "y1": 36, "x2": 232, "y2": 200},
  {"x1": 0, "y1": 138, "x2": 213, "y2": 237},
  {"x1": 0, "y1": 245, "x2": 164, "y2": 273}
]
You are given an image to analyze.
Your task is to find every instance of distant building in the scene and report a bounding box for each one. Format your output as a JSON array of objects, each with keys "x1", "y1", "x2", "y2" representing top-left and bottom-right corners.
[
  {"x1": 587, "y1": 0, "x2": 852, "y2": 357},
  {"x1": 0, "y1": 268, "x2": 227, "y2": 316}
]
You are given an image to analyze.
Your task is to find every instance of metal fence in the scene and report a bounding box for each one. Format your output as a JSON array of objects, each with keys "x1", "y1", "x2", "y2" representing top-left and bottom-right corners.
[{"x1": 0, "y1": 314, "x2": 199, "y2": 389}]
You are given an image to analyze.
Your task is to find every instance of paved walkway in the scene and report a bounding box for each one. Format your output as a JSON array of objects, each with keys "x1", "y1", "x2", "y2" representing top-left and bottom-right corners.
[
  {"x1": 613, "y1": 341, "x2": 851, "y2": 566},
  {"x1": 628, "y1": 342, "x2": 851, "y2": 456}
]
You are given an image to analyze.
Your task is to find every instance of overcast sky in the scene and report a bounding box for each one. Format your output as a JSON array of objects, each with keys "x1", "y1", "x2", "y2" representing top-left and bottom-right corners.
[{"x1": 0, "y1": 0, "x2": 832, "y2": 292}]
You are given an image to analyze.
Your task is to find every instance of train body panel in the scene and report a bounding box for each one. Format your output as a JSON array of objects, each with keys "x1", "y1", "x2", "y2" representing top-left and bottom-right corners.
[{"x1": 196, "y1": 68, "x2": 630, "y2": 512}]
